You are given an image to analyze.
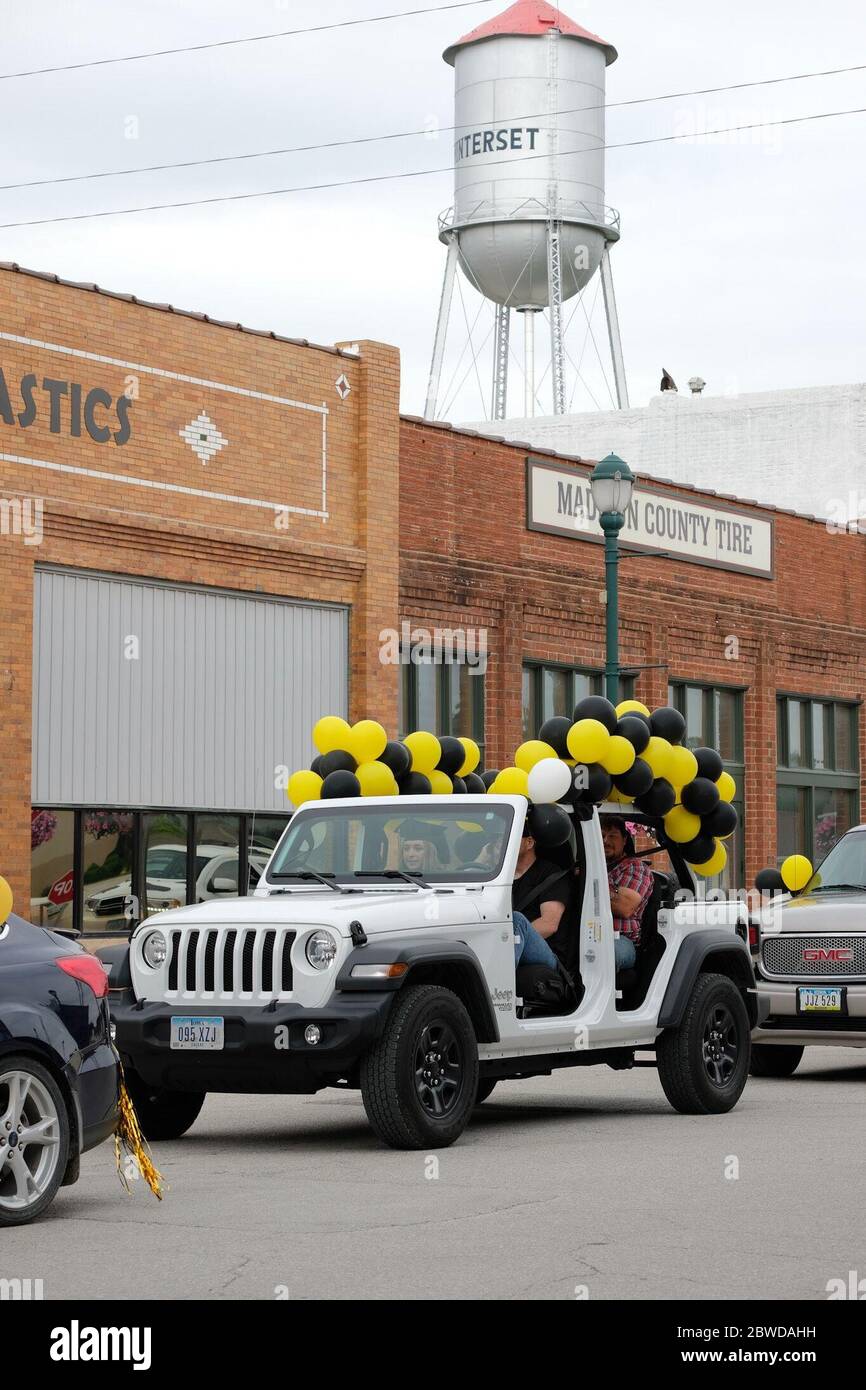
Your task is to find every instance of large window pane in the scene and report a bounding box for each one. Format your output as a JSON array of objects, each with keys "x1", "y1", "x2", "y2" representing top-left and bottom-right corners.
[
  {"x1": 835, "y1": 706, "x2": 856, "y2": 772},
  {"x1": 776, "y1": 786, "x2": 807, "y2": 863},
  {"x1": 248, "y1": 816, "x2": 290, "y2": 891},
  {"x1": 30, "y1": 809, "x2": 75, "y2": 929},
  {"x1": 194, "y1": 814, "x2": 241, "y2": 903},
  {"x1": 813, "y1": 788, "x2": 855, "y2": 863},
  {"x1": 415, "y1": 663, "x2": 438, "y2": 732},
  {"x1": 684, "y1": 687, "x2": 705, "y2": 749},
  {"x1": 811, "y1": 703, "x2": 832, "y2": 771},
  {"x1": 541, "y1": 667, "x2": 571, "y2": 724},
  {"x1": 447, "y1": 663, "x2": 484, "y2": 746},
  {"x1": 572, "y1": 671, "x2": 597, "y2": 707},
  {"x1": 143, "y1": 812, "x2": 188, "y2": 919},
  {"x1": 715, "y1": 690, "x2": 742, "y2": 762},
  {"x1": 786, "y1": 700, "x2": 807, "y2": 768},
  {"x1": 81, "y1": 810, "x2": 136, "y2": 933}
]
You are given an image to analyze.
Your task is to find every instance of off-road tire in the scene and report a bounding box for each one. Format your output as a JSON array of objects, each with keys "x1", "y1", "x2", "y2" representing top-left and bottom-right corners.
[
  {"x1": 124, "y1": 1070, "x2": 205, "y2": 1140},
  {"x1": 750, "y1": 1043, "x2": 804, "y2": 1078},
  {"x1": 360, "y1": 984, "x2": 478, "y2": 1149},
  {"x1": 657, "y1": 972, "x2": 751, "y2": 1115},
  {"x1": 474, "y1": 1077, "x2": 498, "y2": 1105}
]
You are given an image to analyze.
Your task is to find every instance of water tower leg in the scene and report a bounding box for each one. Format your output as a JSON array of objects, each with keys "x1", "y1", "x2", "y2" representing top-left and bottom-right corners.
[
  {"x1": 491, "y1": 305, "x2": 510, "y2": 420},
  {"x1": 522, "y1": 309, "x2": 537, "y2": 418},
  {"x1": 600, "y1": 247, "x2": 630, "y2": 410},
  {"x1": 547, "y1": 223, "x2": 566, "y2": 416},
  {"x1": 424, "y1": 235, "x2": 460, "y2": 421}
]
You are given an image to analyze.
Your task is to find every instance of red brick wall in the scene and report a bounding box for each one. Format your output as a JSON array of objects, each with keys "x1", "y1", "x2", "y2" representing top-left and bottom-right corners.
[{"x1": 399, "y1": 417, "x2": 866, "y2": 883}]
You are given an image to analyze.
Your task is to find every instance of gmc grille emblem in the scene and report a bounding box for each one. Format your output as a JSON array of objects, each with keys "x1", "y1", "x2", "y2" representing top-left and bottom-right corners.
[{"x1": 803, "y1": 948, "x2": 854, "y2": 962}]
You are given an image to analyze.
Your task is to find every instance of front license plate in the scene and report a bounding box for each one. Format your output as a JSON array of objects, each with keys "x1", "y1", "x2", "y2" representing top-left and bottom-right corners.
[
  {"x1": 170, "y1": 1016, "x2": 224, "y2": 1050},
  {"x1": 797, "y1": 987, "x2": 844, "y2": 1013}
]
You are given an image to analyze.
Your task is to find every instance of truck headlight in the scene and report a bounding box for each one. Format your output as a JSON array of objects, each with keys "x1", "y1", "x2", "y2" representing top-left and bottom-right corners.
[
  {"x1": 305, "y1": 930, "x2": 338, "y2": 971},
  {"x1": 141, "y1": 930, "x2": 167, "y2": 968}
]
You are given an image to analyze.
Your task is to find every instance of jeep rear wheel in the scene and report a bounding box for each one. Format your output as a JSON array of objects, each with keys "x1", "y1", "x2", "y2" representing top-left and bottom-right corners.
[
  {"x1": 656, "y1": 972, "x2": 751, "y2": 1115},
  {"x1": 360, "y1": 984, "x2": 478, "y2": 1149},
  {"x1": 750, "y1": 1043, "x2": 804, "y2": 1078},
  {"x1": 124, "y1": 1070, "x2": 205, "y2": 1141}
]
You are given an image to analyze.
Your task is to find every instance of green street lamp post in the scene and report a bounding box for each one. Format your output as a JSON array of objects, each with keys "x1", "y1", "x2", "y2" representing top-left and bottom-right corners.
[{"x1": 589, "y1": 452, "x2": 636, "y2": 705}]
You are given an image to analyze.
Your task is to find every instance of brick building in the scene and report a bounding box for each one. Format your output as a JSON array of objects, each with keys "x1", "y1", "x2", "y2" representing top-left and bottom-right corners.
[{"x1": 1, "y1": 262, "x2": 863, "y2": 933}]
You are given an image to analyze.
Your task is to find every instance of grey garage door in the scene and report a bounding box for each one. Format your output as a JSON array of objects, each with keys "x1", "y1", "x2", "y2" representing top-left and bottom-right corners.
[{"x1": 32, "y1": 568, "x2": 348, "y2": 811}]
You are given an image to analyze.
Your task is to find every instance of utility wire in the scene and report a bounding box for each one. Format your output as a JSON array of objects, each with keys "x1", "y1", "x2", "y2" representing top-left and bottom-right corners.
[
  {"x1": 1, "y1": 105, "x2": 862, "y2": 230},
  {"x1": 0, "y1": 0, "x2": 496, "y2": 81},
  {"x1": 2, "y1": 61, "x2": 863, "y2": 195}
]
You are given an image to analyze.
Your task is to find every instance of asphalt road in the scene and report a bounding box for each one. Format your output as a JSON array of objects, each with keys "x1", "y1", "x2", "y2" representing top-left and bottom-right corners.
[{"x1": 6, "y1": 1046, "x2": 866, "y2": 1301}]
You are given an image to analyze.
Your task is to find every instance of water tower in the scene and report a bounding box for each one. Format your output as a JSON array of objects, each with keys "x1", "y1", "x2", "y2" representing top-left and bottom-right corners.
[{"x1": 425, "y1": 0, "x2": 629, "y2": 421}]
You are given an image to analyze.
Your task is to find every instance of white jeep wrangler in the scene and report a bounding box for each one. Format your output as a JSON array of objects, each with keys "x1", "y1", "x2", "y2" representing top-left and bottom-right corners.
[{"x1": 103, "y1": 796, "x2": 764, "y2": 1149}]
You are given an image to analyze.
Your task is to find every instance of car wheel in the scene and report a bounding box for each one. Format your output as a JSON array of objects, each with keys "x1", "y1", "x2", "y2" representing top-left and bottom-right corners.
[
  {"x1": 474, "y1": 1077, "x2": 498, "y2": 1106},
  {"x1": 750, "y1": 1044, "x2": 804, "y2": 1078},
  {"x1": 0, "y1": 1055, "x2": 70, "y2": 1227},
  {"x1": 124, "y1": 1071, "x2": 205, "y2": 1140},
  {"x1": 656, "y1": 972, "x2": 751, "y2": 1115},
  {"x1": 360, "y1": 984, "x2": 478, "y2": 1149}
]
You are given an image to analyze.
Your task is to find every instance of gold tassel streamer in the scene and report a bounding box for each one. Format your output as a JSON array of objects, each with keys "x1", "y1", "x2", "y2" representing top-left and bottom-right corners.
[{"x1": 114, "y1": 1079, "x2": 166, "y2": 1201}]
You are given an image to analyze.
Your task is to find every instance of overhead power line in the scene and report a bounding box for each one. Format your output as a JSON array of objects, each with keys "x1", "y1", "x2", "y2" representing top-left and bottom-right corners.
[
  {"x1": 1, "y1": 59, "x2": 862, "y2": 196},
  {"x1": 1, "y1": 104, "x2": 862, "y2": 230},
  {"x1": 0, "y1": 0, "x2": 497, "y2": 81}
]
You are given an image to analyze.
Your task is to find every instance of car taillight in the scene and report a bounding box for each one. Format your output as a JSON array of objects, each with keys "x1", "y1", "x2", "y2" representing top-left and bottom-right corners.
[
  {"x1": 55, "y1": 955, "x2": 110, "y2": 998},
  {"x1": 749, "y1": 923, "x2": 759, "y2": 949}
]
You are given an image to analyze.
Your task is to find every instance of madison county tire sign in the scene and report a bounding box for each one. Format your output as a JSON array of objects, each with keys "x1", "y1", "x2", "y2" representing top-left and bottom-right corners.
[{"x1": 527, "y1": 458, "x2": 774, "y2": 579}]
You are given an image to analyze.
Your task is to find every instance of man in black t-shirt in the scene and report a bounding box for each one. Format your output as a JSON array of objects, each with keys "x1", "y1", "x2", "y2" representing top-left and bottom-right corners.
[{"x1": 512, "y1": 825, "x2": 571, "y2": 968}]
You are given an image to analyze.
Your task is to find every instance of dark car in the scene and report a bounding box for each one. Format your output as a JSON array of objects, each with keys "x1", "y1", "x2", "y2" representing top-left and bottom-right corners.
[{"x1": 0, "y1": 912, "x2": 120, "y2": 1225}]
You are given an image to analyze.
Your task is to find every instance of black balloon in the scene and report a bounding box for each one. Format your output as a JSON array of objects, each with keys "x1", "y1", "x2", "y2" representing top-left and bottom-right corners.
[
  {"x1": 650, "y1": 706, "x2": 686, "y2": 745},
  {"x1": 572, "y1": 762, "x2": 614, "y2": 803},
  {"x1": 398, "y1": 771, "x2": 432, "y2": 796},
  {"x1": 694, "y1": 746, "x2": 724, "y2": 782},
  {"x1": 614, "y1": 758, "x2": 654, "y2": 797},
  {"x1": 464, "y1": 772, "x2": 487, "y2": 794},
  {"x1": 318, "y1": 749, "x2": 358, "y2": 778},
  {"x1": 755, "y1": 867, "x2": 786, "y2": 893},
  {"x1": 635, "y1": 778, "x2": 677, "y2": 816},
  {"x1": 528, "y1": 803, "x2": 572, "y2": 849},
  {"x1": 321, "y1": 770, "x2": 361, "y2": 799},
  {"x1": 616, "y1": 716, "x2": 651, "y2": 755},
  {"x1": 702, "y1": 801, "x2": 738, "y2": 838},
  {"x1": 436, "y1": 735, "x2": 466, "y2": 778},
  {"x1": 380, "y1": 740, "x2": 412, "y2": 779},
  {"x1": 451, "y1": 775, "x2": 468, "y2": 795},
  {"x1": 538, "y1": 716, "x2": 572, "y2": 759},
  {"x1": 310, "y1": 754, "x2": 324, "y2": 776},
  {"x1": 480, "y1": 770, "x2": 500, "y2": 789},
  {"x1": 680, "y1": 832, "x2": 716, "y2": 865},
  {"x1": 573, "y1": 695, "x2": 618, "y2": 734},
  {"x1": 681, "y1": 777, "x2": 721, "y2": 816}
]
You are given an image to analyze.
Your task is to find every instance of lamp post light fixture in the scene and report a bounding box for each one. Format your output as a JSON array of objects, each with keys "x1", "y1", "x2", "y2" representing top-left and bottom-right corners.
[{"x1": 589, "y1": 452, "x2": 636, "y2": 704}]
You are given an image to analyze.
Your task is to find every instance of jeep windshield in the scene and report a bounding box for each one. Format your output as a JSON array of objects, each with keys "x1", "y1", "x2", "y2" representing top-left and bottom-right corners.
[
  {"x1": 269, "y1": 803, "x2": 515, "y2": 885},
  {"x1": 803, "y1": 829, "x2": 866, "y2": 895}
]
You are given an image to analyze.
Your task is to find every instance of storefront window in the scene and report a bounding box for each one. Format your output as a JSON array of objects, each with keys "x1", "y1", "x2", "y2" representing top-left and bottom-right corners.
[
  {"x1": 81, "y1": 810, "x2": 136, "y2": 934},
  {"x1": 401, "y1": 643, "x2": 485, "y2": 763},
  {"x1": 194, "y1": 814, "x2": 241, "y2": 903},
  {"x1": 669, "y1": 682, "x2": 746, "y2": 889},
  {"x1": 143, "y1": 812, "x2": 188, "y2": 919},
  {"x1": 523, "y1": 664, "x2": 635, "y2": 739},
  {"x1": 776, "y1": 696, "x2": 860, "y2": 867},
  {"x1": 30, "y1": 809, "x2": 75, "y2": 929}
]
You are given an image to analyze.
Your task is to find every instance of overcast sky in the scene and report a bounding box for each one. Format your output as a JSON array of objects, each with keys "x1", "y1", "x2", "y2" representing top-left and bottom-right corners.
[{"x1": 1, "y1": 0, "x2": 864, "y2": 421}]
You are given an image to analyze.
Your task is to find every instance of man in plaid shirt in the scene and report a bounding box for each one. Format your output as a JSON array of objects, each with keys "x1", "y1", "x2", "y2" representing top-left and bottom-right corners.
[{"x1": 600, "y1": 816, "x2": 655, "y2": 971}]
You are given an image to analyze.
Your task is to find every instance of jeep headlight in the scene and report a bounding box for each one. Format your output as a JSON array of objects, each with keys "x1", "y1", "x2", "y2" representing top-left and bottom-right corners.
[
  {"x1": 141, "y1": 930, "x2": 167, "y2": 969},
  {"x1": 305, "y1": 930, "x2": 338, "y2": 971}
]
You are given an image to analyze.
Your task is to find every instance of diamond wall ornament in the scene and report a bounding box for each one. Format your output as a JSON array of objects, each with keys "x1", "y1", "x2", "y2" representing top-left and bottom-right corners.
[
  {"x1": 335, "y1": 374, "x2": 351, "y2": 401},
  {"x1": 179, "y1": 412, "x2": 228, "y2": 465}
]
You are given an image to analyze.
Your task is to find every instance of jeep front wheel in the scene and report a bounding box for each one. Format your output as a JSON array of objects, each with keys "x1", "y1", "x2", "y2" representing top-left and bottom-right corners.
[
  {"x1": 124, "y1": 1071, "x2": 205, "y2": 1140},
  {"x1": 360, "y1": 985, "x2": 478, "y2": 1149},
  {"x1": 750, "y1": 1043, "x2": 804, "y2": 1078},
  {"x1": 656, "y1": 972, "x2": 751, "y2": 1115}
]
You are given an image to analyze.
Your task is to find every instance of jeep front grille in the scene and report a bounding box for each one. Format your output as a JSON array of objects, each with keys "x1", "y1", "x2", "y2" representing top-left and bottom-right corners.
[
  {"x1": 165, "y1": 927, "x2": 296, "y2": 999},
  {"x1": 761, "y1": 934, "x2": 866, "y2": 981}
]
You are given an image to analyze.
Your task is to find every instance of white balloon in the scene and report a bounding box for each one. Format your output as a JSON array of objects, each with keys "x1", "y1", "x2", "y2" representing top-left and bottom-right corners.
[{"x1": 527, "y1": 758, "x2": 572, "y2": 805}]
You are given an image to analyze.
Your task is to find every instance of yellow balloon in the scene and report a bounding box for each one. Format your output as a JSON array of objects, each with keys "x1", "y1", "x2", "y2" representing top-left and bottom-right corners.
[
  {"x1": 716, "y1": 771, "x2": 737, "y2": 802},
  {"x1": 781, "y1": 854, "x2": 813, "y2": 892},
  {"x1": 313, "y1": 715, "x2": 352, "y2": 755},
  {"x1": 356, "y1": 760, "x2": 398, "y2": 797},
  {"x1": 0, "y1": 875, "x2": 12, "y2": 924},
  {"x1": 616, "y1": 699, "x2": 650, "y2": 718},
  {"x1": 609, "y1": 787, "x2": 634, "y2": 805},
  {"x1": 600, "y1": 734, "x2": 636, "y2": 776},
  {"x1": 567, "y1": 718, "x2": 611, "y2": 764},
  {"x1": 691, "y1": 840, "x2": 728, "y2": 876},
  {"x1": 492, "y1": 766, "x2": 530, "y2": 797},
  {"x1": 347, "y1": 719, "x2": 388, "y2": 765},
  {"x1": 457, "y1": 737, "x2": 481, "y2": 776},
  {"x1": 429, "y1": 770, "x2": 454, "y2": 795},
  {"x1": 287, "y1": 770, "x2": 323, "y2": 807},
  {"x1": 515, "y1": 739, "x2": 557, "y2": 773},
  {"x1": 664, "y1": 805, "x2": 702, "y2": 844},
  {"x1": 404, "y1": 731, "x2": 441, "y2": 776},
  {"x1": 642, "y1": 736, "x2": 674, "y2": 782},
  {"x1": 668, "y1": 745, "x2": 699, "y2": 789}
]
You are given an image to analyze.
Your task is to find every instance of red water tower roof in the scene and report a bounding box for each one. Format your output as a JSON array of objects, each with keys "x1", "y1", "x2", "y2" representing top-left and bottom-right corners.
[{"x1": 444, "y1": 0, "x2": 617, "y2": 66}]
